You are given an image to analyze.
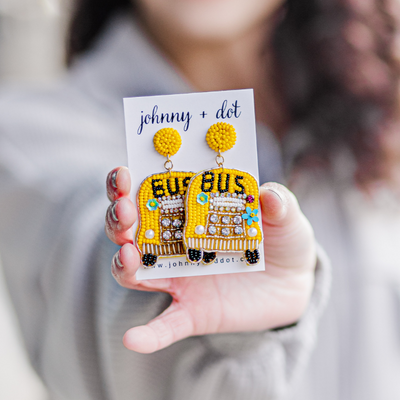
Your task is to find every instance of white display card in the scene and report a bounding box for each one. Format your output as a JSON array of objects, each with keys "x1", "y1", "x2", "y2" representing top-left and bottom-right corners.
[{"x1": 124, "y1": 89, "x2": 265, "y2": 280}]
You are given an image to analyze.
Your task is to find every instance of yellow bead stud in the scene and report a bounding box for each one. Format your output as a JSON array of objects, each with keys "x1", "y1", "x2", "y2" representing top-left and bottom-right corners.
[
  {"x1": 153, "y1": 128, "x2": 182, "y2": 157},
  {"x1": 206, "y1": 122, "x2": 237, "y2": 153}
]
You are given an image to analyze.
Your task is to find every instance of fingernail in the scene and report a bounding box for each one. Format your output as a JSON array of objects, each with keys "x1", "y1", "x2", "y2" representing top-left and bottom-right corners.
[
  {"x1": 113, "y1": 250, "x2": 124, "y2": 269},
  {"x1": 265, "y1": 188, "x2": 283, "y2": 203},
  {"x1": 111, "y1": 170, "x2": 118, "y2": 189},
  {"x1": 110, "y1": 200, "x2": 119, "y2": 222}
]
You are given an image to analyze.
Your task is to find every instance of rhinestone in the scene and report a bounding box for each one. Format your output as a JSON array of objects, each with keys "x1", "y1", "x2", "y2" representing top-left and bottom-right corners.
[
  {"x1": 172, "y1": 219, "x2": 182, "y2": 228},
  {"x1": 145, "y1": 229, "x2": 155, "y2": 239},
  {"x1": 162, "y1": 218, "x2": 171, "y2": 227},
  {"x1": 179, "y1": 208, "x2": 184, "y2": 212},
  {"x1": 195, "y1": 225, "x2": 205, "y2": 235},
  {"x1": 248, "y1": 227, "x2": 258, "y2": 237},
  {"x1": 211, "y1": 193, "x2": 215, "y2": 198},
  {"x1": 165, "y1": 209, "x2": 169, "y2": 214},
  {"x1": 163, "y1": 231, "x2": 172, "y2": 240},
  {"x1": 174, "y1": 230, "x2": 183, "y2": 239},
  {"x1": 162, "y1": 196, "x2": 166, "y2": 200},
  {"x1": 233, "y1": 216, "x2": 242, "y2": 224},
  {"x1": 210, "y1": 199, "x2": 214, "y2": 203},
  {"x1": 161, "y1": 209, "x2": 165, "y2": 214},
  {"x1": 233, "y1": 193, "x2": 237, "y2": 197},
  {"x1": 210, "y1": 214, "x2": 218, "y2": 223},
  {"x1": 220, "y1": 207, "x2": 224, "y2": 211},
  {"x1": 226, "y1": 193, "x2": 231, "y2": 197},
  {"x1": 215, "y1": 193, "x2": 220, "y2": 197},
  {"x1": 221, "y1": 193, "x2": 225, "y2": 197},
  {"x1": 243, "y1": 193, "x2": 247, "y2": 198},
  {"x1": 208, "y1": 226, "x2": 217, "y2": 235},
  {"x1": 172, "y1": 195, "x2": 176, "y2": 199},
  {"x1": 210, "y1": 206, "x2": 214, "y2": 210},
  {"x1": 167, "y1": 196, "x2": 171, "y2": 200},
  {"x1": 231, "y1": 208, "x2": 236, "y2": 212},
  {"x1": 222, "y1": 216, "x2": 230, "y2": 224},
  {"x1": 221, "y1": 228, "x2": 230, "y2": 236},
  {"x1": 238, "y1": 194, "x2": 242, "y2": 199},
  {"x1": 234, "y1": 226, "x2": 243, "y2": 235}
]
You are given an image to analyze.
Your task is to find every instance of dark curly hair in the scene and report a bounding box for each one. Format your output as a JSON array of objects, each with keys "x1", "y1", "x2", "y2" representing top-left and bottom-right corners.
[
  {"x1": 67, "y1": 0, "x2": 400, "y2": 184},
  {"x1": 274, "y1": 0, "x2": 400, "y2": 184}
]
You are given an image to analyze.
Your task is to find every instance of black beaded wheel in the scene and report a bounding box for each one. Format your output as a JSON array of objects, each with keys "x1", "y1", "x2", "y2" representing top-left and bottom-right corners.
[
  {"x1": 187, "y1": 248, "x2": 203, "y2": 263},
  {"x1": 244, "y1": 249, "x2": 260, "y2": 265},
  {"x1": 142, "y1": 253, "x2": 157, "y2": 268},
  {"x1": 202, "y1": 251, "x2": 217, "y2": 265}
]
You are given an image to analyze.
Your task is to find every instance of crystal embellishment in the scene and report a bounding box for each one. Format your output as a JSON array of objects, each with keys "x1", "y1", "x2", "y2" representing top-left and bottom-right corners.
[
  {"x1": 233, "y1": 216, "x2": 242, "y2": 225},
  {"x1": 172, "y1": 219, "x2": 182, "y2": 228},
  {"x1": 234, "y1": 226, "x2": 243, "y2": 235},
  {"x1": 221, "y1": 228, "x2": 230, "y2": 236},
  {"x1": 208, "y1": 226, "x2": 217, "y2": 235},
  {"x1": 222, "y1": 216, "x2": 230, "y2": 224},
  {"x1": 163, "y1": 231, "x2": 172, "y2": 240},
  {"x1": 162, "y1": 218, "x2": 171, "y2": 227},
  {"x1": 210, "y1": 214, "x2": 218, "y2": 223}
]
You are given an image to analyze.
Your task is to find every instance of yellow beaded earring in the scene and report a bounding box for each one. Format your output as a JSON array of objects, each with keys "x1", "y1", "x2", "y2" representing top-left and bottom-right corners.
[
  {"x1": 135, "y1": 128, "x2": 194, "y2": 268},
  {"x1": 183, "y1": 122, "x2": 263, "y2": 266}
]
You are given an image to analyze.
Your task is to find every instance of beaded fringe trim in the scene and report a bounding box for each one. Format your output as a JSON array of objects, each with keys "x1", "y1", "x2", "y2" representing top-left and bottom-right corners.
[
  {"x1": 187, "y1": 238, "x2": 259, "y2": 251},
  {"x1": 143, "y1": 242, "x2": 185, "y2": 256}
]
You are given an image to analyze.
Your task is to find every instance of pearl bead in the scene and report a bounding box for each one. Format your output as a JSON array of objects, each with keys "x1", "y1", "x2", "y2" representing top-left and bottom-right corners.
[
  {"x1": 195, "y1": 225, "x2": 205, "y2": 235},
  {"x1": 248, "y1": 227, "x2": 257, "y2": 237},
  {"x1": 145, "y1": 229, "x2": 155, "y2": 239}
]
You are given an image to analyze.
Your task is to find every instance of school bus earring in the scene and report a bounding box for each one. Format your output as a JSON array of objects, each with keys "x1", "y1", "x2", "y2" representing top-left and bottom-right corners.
[
  {"x1": 135, "y1": 128, "x2": 195, "y2": 268},
  {"x1": 183, "y1": 122, "x2": 263, "y2": 266}
]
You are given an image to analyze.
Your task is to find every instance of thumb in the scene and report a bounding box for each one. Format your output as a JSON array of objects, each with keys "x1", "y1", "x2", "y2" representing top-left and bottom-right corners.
[
  {"x1": 260, "y1": 182, "x2": 316, "y2": 272},
  {"x1": 123, "y1": 302, "x2": 195, "y2": 353},
  {"x1": 259, "y1": 182, "x2": 298, "y2": 226}
]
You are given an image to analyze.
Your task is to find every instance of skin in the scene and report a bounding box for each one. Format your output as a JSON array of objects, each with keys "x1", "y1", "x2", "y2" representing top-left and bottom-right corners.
[
  {"x1": 135, "y1": 0, "x2": 289, "y2": 134},
  {"x1": 106, "y1": 167, "x2": 316, "y2": 353},
  {"x1": 105, "y1": 0, "x2": 317, "y2": 354}
]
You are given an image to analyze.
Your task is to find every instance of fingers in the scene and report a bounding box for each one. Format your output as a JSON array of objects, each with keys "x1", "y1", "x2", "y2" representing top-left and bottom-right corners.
[
  {"x1": 259, "y1": 182, "x2": 295, "y2": 225},
  {"x1": 105, "y1": 197, "x2": 136, "y2": 245},
  {"x1": 259, "y1": 182, "x2": 316, "y2": 272},
  {"x1": 107, "y1": 166, "x2": 131, "y2": 202},
  {"x1": 111, "y1": 243, "x2": 172, "y2": 292},
  {"x1": 123, "y1": 303, "x2": 194, "y2": 353}
]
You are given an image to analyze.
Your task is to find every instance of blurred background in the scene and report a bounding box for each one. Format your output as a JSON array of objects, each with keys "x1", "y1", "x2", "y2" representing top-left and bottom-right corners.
[{"x1": 0, "y1": 0, "x2": 68, "y2": 398}]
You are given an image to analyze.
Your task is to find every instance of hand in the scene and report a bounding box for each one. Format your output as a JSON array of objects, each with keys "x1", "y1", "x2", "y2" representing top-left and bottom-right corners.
[{"x1": 105, "y1": 167, "x2": 317, "y2": 354}]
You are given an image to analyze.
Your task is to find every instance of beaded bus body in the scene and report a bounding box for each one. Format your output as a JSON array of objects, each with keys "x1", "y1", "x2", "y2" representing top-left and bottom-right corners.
[
  {"x1": 136, "y1": 170, "x2": 195, "y2": 267},
  {"x1": 184, "y1": 167, "x2": 262, "y2": 263}
]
